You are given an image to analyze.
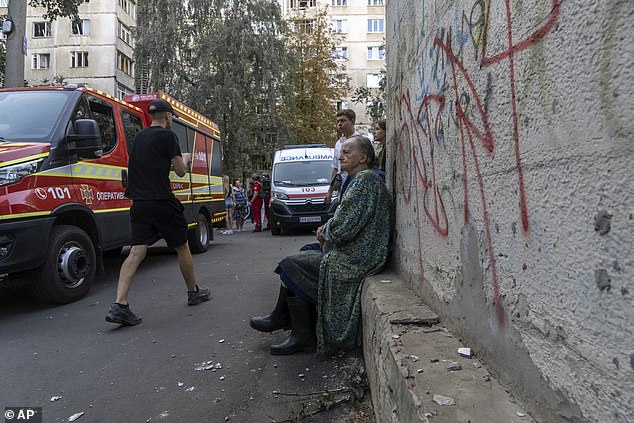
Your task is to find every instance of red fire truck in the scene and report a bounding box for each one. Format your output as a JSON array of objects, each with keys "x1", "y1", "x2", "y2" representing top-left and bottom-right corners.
[{"x1": 0, "y1": 86, "x2": 225, "y2": 303}]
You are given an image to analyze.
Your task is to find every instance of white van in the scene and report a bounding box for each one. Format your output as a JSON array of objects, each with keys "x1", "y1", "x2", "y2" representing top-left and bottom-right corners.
[{"x1": 269, "y1": 144, "x2": 339, "y2": 235}]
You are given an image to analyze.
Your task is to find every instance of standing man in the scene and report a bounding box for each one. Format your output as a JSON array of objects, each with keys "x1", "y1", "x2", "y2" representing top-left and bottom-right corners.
[
  {"x1": 324, "y1": 109, "x2": 358, "y2": 204},
  {"x1": 105, "y1": 99, "x2": 210, "y2": 326},
  {"x1": 250, "y1": 173, "x2": 264, "y2": 232}
]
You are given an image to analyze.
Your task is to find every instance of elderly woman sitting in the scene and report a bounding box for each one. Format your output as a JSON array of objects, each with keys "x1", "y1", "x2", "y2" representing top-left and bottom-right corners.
[{"x1": 250, "y1": 136, "x2": 392, "y2": 356}]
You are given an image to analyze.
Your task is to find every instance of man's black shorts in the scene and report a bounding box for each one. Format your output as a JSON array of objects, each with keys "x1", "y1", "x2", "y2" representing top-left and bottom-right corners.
[{"x1": 130, "y1": 199, "x2": 188, "y2": 248}]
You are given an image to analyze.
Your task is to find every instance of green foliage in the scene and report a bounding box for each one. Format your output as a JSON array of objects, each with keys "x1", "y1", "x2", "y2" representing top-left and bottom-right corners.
[
  {"x1": 0, "y1": 37, "x2": 5, "y2": 88},
  {"x1": 283, "y1": 8, "x2": 347, "y2": 146},
  {"x1": 28, "y1": 0, "x2": 82, "y2": 21},
  {"x1": 136, "y1": 0, "x2": 293, "y2": 179},
  {"x1": 135, "y1": 1, "x2": 344, "y2": 178},
  {"x1": 351, "y1": 68, "x2": 386, "y2": 123}
]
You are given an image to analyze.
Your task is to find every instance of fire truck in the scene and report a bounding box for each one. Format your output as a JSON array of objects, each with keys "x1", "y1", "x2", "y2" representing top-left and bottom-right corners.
[{"x1": 0, "y1": 86, "x2": 225, "y2": 303}]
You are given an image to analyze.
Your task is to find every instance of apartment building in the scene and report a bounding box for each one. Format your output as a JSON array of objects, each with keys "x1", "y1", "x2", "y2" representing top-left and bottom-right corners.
[
  {"x1": 278, "y1": 0, "x2": 385, "y2": 136},
  {"x1": 22, "y1": 0, "x2": 136, "y2": 98}
]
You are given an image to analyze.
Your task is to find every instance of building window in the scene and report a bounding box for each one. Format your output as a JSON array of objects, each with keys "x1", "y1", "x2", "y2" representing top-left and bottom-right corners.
[
  {"x1": 366, "y1": 73, "x2": 383, "y2": 88},
  {"x1": 294, "y1": 19, "x2": 314, "y2": 34},
  {"x1": 70, "y1": 51, "x2": 89, "y2": 68},
  {"x1": 331, "y1": 19, "x2": 348, "y2": 33},
  {"x1": 117, "y1": 51, "x2": 134, "y2": 76},
  {"x1": 367, "y1": 46, "x2": 385, "y2": 60},
  {"x1": 368, "y1": 0, "x2": 384, "y2": 5},
  {"x1": 71, "y1": 19, "x2": 90, "y2": 36},
  {"x1": 334, "y1": 100, "x2": 348, "y2": 111},
  {"x1": 367, "y1": 19, "x2": 384, "y2": 33},
  {"x1": 333, "y1": 46, "x2": 348, "y2": 60},
  {"x1": 331, "y1": 0, "x2": 347, "y2": 5},
  {"x1": 32, "y1": 53, "x2": 50, "y2": 70},
  {"x1": 290, "y1": 0, "x2": 315, "y2": 8},
  {"x1": 33, "y1": 22, "x2": 51, "y2": 38},
  {"x1": 117, "y1": 84, "x2": 132, "y2": 100},
  {"x1": 118, "y1": 0, "x2": 135, "y2": 18},
  {"x1": 118, "y1": 21, "x2": 133, "y2": 45}
]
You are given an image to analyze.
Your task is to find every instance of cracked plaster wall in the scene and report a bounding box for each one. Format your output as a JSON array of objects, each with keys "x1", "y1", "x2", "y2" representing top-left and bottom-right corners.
[{"x1": 385, "y1": 1, "x2": 633, "y2": 422}]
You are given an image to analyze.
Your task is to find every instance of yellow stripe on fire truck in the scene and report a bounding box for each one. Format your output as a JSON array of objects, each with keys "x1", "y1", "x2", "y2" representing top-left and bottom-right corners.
[{"x1": 0, "y1": 153, "x2": 50, "y2": 168}]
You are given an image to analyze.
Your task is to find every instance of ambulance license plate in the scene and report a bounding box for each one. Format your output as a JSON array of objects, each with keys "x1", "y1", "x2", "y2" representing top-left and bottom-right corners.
[{"x1": 299, "y1": 216, "x2": 321, "y2": 223}]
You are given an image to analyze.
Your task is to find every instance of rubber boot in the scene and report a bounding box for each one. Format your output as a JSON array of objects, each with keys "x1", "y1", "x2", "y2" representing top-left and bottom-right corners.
[
  {"x1": 250, "y1": 286, "x2": 291, "y2": 332},
  {"x1": 270, "y1": 297, "x2": 316, "y2": 355}
]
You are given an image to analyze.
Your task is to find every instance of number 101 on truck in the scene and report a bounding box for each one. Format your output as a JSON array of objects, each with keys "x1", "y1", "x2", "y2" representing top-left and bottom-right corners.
[{"x1": 0, "y1": 86, "x2": 225, "y2": 304}]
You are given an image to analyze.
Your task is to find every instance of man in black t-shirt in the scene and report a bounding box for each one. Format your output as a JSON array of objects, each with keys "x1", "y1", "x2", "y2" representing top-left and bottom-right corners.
[{"x1": 106, "y1": 99, "x2": 210, "y2": 326}]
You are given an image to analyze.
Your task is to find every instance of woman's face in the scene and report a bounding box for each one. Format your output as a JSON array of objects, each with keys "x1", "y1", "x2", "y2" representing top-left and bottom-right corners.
[
  {"x1": 373, "y1": 125, "x2": 386, "y2": 143},
  {"x1": 339, "y1": 139, "x2": 368, "y2": 175}
]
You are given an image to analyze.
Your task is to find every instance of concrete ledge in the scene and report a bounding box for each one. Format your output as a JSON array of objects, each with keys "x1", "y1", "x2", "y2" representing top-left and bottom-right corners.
[{"x1": 362, "y1": 272, "x2": 538, "y2": 423}]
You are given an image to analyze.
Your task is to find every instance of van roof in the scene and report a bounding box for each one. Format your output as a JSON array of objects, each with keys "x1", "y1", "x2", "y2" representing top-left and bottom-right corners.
[{"x1": 275, "y1": 147, "x2": 333, "y2": 162}]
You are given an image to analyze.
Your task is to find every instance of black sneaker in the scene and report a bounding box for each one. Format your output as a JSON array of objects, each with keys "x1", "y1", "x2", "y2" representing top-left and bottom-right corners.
[
  {"x1": 188, "y1": 286, "x2": 211, "y2": 306},
  {"x1": 105, "y1": 303, "x2": 142, "y2": 326}
]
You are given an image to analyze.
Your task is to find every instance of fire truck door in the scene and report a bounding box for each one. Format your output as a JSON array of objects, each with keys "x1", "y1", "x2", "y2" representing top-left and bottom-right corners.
[
  {"x1": 73, "y1": 95, "x2": 131, "y2": 248},
  {"x1": 170, "y1": 120, "x2": 195, "y2": 223}
]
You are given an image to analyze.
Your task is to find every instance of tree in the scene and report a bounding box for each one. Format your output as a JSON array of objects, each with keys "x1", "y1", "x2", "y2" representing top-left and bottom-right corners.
[
  {"x1": 0, "y1": 12, "x2": 5, "y2": 87},
  {"x1": 282, "y1": 8, "x2": 347, "y2": 146},
  {"x1": 28, "y1": 0, "x2": 82, "y2": 20},
  {"x1": 135, "y1": 0, "x2": 292, "y2": 179},
  {"x1": 351, "y1": 68, "x2": 386, "y2": 123}
]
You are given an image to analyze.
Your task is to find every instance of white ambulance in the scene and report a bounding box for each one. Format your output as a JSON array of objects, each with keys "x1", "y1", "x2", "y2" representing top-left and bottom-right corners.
[{"x1": 268, "y1": 144, "x2": 339, "y2": 235}]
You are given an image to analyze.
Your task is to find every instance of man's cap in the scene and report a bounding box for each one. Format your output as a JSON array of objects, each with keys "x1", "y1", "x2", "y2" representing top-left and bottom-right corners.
[{"x1": 148, "y1": 99, "x2": 175, "y2": 115}]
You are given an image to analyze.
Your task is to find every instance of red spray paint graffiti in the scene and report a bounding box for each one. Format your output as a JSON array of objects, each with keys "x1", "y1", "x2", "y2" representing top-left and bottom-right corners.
[{"x1": 395, "y1": 0, "x2": 561, "y2": 324}]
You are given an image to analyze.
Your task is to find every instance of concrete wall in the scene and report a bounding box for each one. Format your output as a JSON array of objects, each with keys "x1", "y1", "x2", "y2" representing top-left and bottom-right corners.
[{"x1": 385, "y1": 1, "x2": 633, "y2": 422}]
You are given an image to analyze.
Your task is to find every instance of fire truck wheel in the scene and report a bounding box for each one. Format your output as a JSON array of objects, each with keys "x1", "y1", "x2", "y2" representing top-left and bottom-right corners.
[
  {"x1": 31, "y1": 225, "x2": 96, "y2": 304},
  {"x1": 188, "y1": 213, "x2": 210, "y2": 254}
]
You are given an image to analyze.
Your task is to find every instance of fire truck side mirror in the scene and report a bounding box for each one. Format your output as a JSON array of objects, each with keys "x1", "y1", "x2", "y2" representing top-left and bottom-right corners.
[{"x1": 68, "y1": 119, "x2": 103, "y2": 159}]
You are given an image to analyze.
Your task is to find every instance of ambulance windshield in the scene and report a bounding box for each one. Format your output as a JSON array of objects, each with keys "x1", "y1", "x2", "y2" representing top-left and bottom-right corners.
[
  {"x1": 273, "y1": 160, "x2": 332, "y2": 187},
  {"x1": 0, "y1": 91, "x2": 72, "y2": 142}
]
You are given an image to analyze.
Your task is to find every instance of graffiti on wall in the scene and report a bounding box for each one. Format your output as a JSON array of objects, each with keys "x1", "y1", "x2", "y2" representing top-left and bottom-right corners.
[{"x1": 394, "y1": 0, "x2": 561, "y2": 323}]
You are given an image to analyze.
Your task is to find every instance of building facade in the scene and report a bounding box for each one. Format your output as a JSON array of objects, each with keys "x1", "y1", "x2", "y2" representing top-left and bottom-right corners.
[
  {"x1": 278, "y1": 0, "x2": 385, "y2": 137},
  {"x1": 23, "y1": 0, "x2": 136, "y2": 98}
]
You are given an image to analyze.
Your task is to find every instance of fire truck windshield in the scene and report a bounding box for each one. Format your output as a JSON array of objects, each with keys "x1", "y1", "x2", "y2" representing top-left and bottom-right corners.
[{"x1": 0, "y1": 91, "x2": 73, "y2": 142}]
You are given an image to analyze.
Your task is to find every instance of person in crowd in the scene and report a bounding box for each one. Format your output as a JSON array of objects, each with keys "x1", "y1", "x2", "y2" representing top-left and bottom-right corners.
[
  {"x1": 261, "y1": 174, "x2": 272, "y2": 230},
  {"x1": 250, "y1": 174, "x2": 264, "y2": 232},
  {"x1": 222, "y1": 175, "x2": 235, "y2": 235},
  {"x1": 373, "y1": 119, "x2": 386, "y2": 171},
  {"x1": 105, "y1": 99, "x2": 210, "y2": 326},
  {"x1": 233, "y1": 179, "x2": 248, "y2": 232},
  {"x1": 250, "y1": 136, "x2": 392, "y2": 356},
  {"x1": 324, "y1": 109, "x2": 359, "y2": 204}
]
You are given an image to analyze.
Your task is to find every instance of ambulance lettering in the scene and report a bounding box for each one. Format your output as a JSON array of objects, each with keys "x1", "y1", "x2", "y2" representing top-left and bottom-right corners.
[{"x1": 280, "y1": 154, "x2": 333, "y2": 162}]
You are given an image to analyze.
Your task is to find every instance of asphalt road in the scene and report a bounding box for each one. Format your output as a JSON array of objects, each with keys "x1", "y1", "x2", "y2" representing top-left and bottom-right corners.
[{"x1": 0, "y1": 224, "x2": 373, "y2": 423}]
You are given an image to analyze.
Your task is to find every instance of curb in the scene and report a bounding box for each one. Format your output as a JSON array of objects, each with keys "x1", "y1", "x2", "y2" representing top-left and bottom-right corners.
[{"x1": 362, "y1": 272, "x2": 538, "y2": 422}]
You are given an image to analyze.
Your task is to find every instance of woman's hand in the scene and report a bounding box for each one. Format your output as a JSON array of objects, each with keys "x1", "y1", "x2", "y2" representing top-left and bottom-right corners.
[{"x1": 315, "y1": 225, "x2": 325, "y2": 245}]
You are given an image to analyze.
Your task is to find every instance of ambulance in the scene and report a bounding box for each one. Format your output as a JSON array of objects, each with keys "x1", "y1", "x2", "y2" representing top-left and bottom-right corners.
[
  {"x1": 0, "y1": 86, "x2": 224, "y2": 303},
  {"x1": 268, "y1": 145, "x2": 339, "y2": 235}
]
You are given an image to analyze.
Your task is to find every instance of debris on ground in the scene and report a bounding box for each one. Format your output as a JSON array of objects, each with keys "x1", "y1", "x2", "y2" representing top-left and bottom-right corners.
[
  {"x1": 432, "y1": 394, "x2": 456, "y2": 406},
  {"x1": 68, "y1": 412, "x2": 85, "y2": 422}
]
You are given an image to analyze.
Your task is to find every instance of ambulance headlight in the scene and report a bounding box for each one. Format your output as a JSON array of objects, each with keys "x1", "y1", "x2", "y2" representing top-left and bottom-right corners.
[
  {"x1": 271, "y1": 191, "x2": 289, "y2": 200},
  {"x1": 0, "y1": 158, "x2": 45, "y2": 186}
]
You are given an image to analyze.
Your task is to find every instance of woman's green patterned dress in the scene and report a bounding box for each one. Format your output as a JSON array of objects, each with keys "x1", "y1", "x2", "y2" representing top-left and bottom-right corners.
[{"x1": 276, "y1": 169, "x2": 392, "y2": 355}]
